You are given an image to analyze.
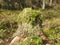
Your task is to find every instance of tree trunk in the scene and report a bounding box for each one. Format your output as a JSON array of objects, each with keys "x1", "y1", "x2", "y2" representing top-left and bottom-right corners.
[
  {"x1": 49, "y1": 0, "x2": 53, "y2": 6},
  {"x1": 42, "y1": 0, "x2": 45, "y2": 9}
]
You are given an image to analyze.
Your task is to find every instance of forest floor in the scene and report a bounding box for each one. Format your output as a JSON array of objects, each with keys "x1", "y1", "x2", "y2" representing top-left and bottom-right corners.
[{"x1": 0, "y1": 4, "x2": 60, "y2": 45}]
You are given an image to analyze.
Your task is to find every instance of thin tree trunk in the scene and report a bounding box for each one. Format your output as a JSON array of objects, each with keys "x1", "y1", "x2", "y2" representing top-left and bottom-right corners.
[
  {"x1": 49, "y1": 0, "x2": 53, "y2": 6},
  {"x1": 42, "y1": 0, "x2": 45, "y2": 9}
]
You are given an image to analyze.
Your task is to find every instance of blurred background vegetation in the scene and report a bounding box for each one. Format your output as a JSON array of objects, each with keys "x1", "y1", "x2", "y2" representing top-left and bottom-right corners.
[{"x1": 0, "y1": 0, "x2": 60, "y2": 45}]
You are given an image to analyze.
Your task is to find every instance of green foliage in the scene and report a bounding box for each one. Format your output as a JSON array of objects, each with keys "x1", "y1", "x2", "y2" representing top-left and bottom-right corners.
[
  {"x1": 0, "y1": 10, "x2": 19, "y2": 45},
  {"x1": 43, "y1": 23, "x2": 60, "y2": 45},
  {"x1": 18, "y1": 8, "x2": 43, "y2": 24}
]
